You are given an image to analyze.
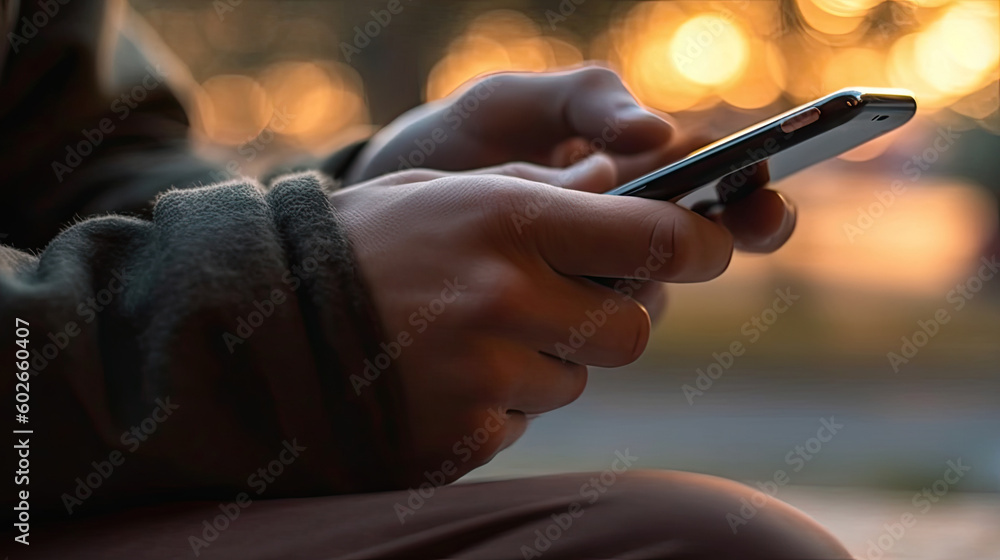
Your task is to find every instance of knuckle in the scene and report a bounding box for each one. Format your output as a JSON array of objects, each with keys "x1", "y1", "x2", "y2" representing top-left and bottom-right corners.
[
  {"x1": 455, "y1": 73, "x2": 504, "y2": 104},
  {"x1": 575, "y1": 66, "x2": 623, "y2": 89},
  {"x1": 475, "y1": 177, "x2": 548, "y2": 222},
  {"x1": 393, "y1": 169, "x2": 440, "y2": 184},
  {"x1": 469, "y1": 267, "x2": 535, "y2": 329},
  {"x1": 495, "y1": 162, "x2": 544, "y2": 181}
]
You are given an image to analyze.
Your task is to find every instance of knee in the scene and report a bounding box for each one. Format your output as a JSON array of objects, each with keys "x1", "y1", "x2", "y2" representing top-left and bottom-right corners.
[{"x1": 595, "y1": 469, "x2": 853, "y2": 559}]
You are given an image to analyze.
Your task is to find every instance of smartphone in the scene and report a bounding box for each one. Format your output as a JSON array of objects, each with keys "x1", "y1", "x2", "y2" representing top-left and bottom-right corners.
[{"x1": 605, "y1": 88, "x2": 917, "y2": 202}]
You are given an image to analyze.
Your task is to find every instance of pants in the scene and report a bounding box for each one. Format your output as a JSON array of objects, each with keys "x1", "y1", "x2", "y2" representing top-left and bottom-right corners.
[{"x1": 19, "y1": 471, "x2": 852, "y2": 559}]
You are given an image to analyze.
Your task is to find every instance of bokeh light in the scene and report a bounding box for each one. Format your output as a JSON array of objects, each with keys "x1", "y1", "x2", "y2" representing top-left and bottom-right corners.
[
  {"x1": 259, "y1": 61, "x2": 367, "y2": 148},
  {"x1": 195, "y1": 75, "x2": 274, "y2": 146},
  {"x1": 670, "y1": 14, "x2": 749, "y2": 86},
  {"x1": 796, "y1": 0, "x2": 869, "y2": 36},
  {"x1": 425, "y1": 10, "x2": 582, "y2": 100}
]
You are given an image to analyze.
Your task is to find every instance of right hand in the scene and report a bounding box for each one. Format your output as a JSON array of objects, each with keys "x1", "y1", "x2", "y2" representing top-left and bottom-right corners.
[{"x1": 331, "y1": 154, "x2": 736, "y2": 483}]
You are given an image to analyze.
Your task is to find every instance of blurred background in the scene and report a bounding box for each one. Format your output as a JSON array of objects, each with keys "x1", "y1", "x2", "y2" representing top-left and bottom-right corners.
[{"x1": 129, "y1": 0, "x2": 999, "y2": 557}]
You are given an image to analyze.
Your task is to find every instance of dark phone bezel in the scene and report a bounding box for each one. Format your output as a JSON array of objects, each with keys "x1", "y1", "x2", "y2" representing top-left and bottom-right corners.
[{"x1": 605, "y1": 88, "x2": 917, "y2": 201}]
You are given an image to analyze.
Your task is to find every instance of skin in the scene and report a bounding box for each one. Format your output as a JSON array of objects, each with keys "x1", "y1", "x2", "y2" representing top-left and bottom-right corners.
[{"x1": 334, "y1": 66, "x2": 797, "y2": 482}]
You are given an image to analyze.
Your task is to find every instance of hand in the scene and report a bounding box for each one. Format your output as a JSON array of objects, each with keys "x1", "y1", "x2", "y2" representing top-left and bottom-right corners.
[
  {"x1": 344, "y1": 66, "x2": 700, "y2": 185},
  {"x1": 331, "y1": 154, "x2": 794, "y2": 484}
]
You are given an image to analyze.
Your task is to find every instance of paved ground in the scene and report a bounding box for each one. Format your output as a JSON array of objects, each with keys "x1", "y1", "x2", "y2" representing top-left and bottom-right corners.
[
  {"x1": 463, "y1": 365, "x2": 1000, "y2": 559},
  {"x1": 783, "y1": 486, "x2": 1000, "y2": 560}
]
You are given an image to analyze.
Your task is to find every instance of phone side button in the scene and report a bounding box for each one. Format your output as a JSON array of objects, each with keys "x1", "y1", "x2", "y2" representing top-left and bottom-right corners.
[{"x1": 779, "y1": 107, "x2": 821, "y2": 133}]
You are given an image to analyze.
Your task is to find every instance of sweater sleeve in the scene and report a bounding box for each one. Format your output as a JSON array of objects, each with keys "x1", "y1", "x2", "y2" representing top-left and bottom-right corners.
[
  {"x1": 1, "y1": 171, "x2": 412, "y2": 521},
  {"x1": 0, "y1": 0, "x2": 369, "y2": 250}
]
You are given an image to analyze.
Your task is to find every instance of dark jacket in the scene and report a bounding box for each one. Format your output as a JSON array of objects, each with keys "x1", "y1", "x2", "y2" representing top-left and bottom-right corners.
[{"x1": 1, "y1": 0, "x2": 410, "y2": 523}]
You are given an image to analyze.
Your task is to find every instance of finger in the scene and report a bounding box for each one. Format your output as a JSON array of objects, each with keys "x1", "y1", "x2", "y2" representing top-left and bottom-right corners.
[
  {"x1": 351, "y1": 168, "x2": 451, "y2": 189},
  {"x1": 719, "y1": 189, "x2": 797, "y2": 254},
  {"x1": 350, "y1": 154, "x2": 617, "y2": 193},
  {"x1": 528, "y1": 189, "x2": 734, "y2": 283},
  {"x1": 477, "y1": 153, "x2": 617, "y2": 194},
  {"x1": 490, "y1": 273, "x2": 650, "y2": 368},
  {"x1": 510, "y1": 349, "x2": 589, "y2": 415},
  {"x1": 548, "y1": 137, "x2": 595, "y2": 168},
  {"x1": 560, "y1": 66, "x2": 674, "y2": 153},
  {"x1": 465, "y1": 338, "x2": 589, "y2": 416},
  {"x1": 611, "y1": 126, "x2": 716, "y2": 184},
  {"x1": 465, "y1": 66, "x2": 673, "y2": 155}
]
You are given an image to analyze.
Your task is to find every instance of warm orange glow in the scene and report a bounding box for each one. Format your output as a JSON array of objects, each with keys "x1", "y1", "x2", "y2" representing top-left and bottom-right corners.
[
  {"x1": 884, "y1": 2, "x2": 1000, "y2": 109},
  {"x1": 670, "y1": 15, "x2": 749, "y2": 86},
  {"x1": 837, "y1": 128, "x2": 897, "y2": 162},
  {"x1": 776, "y1": 171, "x2": 998, "y2": 295},
  {"x1": 196, "y1": 75, "x2": 273, "y2": 146},
  {"x1": 812, "y1": 0, "x2": 883, "y2": 17},
  {"x1": 888, "y1": 33, "x2": 950, "y2": 108},
  {"x1": 823, "y1": 48, "x2": 888, "y2": 93},
  {"x1": 425, "y1": 10, "x2": 582, "y2": 101},
  {"x1": 259, "y1": 62, "x2": 336, "y2": 136},
  {"x1": 613, "y1": 4, "x2": 755, "y2": 112},
  {"x1": 720, "y1": 40, "x2": 785, "y2": 109},
  {"x1": 543, "y1": 37, "x2": 584, "y2": 68},
  {"x1": 259, "y1": 61, "x2": 367, "y2": 149},
  {"x1": 176, "y1": 0, "x2": 997, "y2": 149},
  {"x1": 626, "y1": 33, "x2": 705, "y2": 112},
  {"x1": 927, "y1": 2, "x2": 1000, "y2": 75},
  {"x1": 796, "y1": 0, "x2": 867, "y2": 35},
  {"x1": 426, "y1": 35, "x2": 513, "y2": 101}
]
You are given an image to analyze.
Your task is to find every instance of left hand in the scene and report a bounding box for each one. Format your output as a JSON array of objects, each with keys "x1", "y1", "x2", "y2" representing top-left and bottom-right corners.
[
  {"x1": 344, "y1": 65, "x2": 797, "y2": 325},
  {"x1": 344, "y1": 66, "x2": 699, "y2": 185}
]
